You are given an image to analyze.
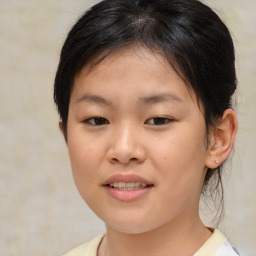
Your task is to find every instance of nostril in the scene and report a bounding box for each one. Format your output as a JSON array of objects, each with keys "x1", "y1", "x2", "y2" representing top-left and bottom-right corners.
[
  {"x1": 110, "y1": 157, "x2": 138, "y2": 165},
  {"x1": 111, "y1": 157, "x2": 119, "y2": 163},
  {"x1": 107, "y1": 146, "x2": 146, "y2": 165}
]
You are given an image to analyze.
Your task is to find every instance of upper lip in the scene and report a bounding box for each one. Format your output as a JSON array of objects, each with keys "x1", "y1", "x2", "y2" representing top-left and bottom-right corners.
[{"x1": 104, "y1": 174, "x2": 153, "y2": 185}]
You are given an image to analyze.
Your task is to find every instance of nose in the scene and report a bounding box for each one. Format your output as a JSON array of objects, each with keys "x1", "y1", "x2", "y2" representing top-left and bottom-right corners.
[{"x1": 107, "y1": 124, "x2": 146, "y2": 165}]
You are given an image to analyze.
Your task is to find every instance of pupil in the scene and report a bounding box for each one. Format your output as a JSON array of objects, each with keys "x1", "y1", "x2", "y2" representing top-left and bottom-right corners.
[
  {"x1": 95, "y1": 117, "x2": 107, "y2": 125},
  {"x1": 154, "y1": 118, "x2": 166, "y2": 125}
]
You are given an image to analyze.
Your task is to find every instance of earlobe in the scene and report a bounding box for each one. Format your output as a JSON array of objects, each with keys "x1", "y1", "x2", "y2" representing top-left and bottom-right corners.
[
  {"x1": 59, "y1": 120, "x2": 68, "y2": 143},
  {"x1": 205, "y1": 109, "x2": 237, "y2": 169},
  {"x1": 59, "y1": 121, "x2": 64, "y2": 133}
]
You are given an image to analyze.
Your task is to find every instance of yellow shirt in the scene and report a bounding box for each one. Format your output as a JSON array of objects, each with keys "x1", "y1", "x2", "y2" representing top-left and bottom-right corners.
[{"x1": 63, "y1": 229, "x2": 239, "y2": 256}]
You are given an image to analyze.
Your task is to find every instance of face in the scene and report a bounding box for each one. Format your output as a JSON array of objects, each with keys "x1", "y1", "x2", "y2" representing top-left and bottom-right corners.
[{"x1": 66, "y1": 47, "x2": 210, "y2": 234}]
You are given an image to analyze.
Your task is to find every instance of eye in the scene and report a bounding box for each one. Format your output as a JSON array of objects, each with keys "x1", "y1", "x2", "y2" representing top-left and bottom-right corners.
[
  {"x1": 145, "y1": 117, "x2": 172, "y2": 126},
  {"x1": 84, "y1": 117, "x2": 109, "y2": 126}
]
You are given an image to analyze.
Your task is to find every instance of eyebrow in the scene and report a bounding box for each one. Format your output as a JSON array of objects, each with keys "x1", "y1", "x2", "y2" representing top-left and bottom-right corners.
[
  {"x1": 139, "y1": 93, "x2": 183, "y2": 104},
  {"x1": 76, "y1": 94, "x2": 112, "y2": 106},
  {"x1": 76, "y1": 92, "x2": 183, "y2": 106}
]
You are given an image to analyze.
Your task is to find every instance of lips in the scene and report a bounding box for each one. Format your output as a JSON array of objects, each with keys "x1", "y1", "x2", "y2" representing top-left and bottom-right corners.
[
  {"x1": 109, "y1": 182, "x2": 148, "y2": 190},
  {"x1": 103, "y1": 174, "x2": 154, "y2": 202},
  {"x1": 104, "y1": 174, "x2": 152, "y2": 185}
]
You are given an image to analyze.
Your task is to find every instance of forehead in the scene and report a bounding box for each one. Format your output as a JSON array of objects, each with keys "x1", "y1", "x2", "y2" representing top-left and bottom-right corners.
[
  {"x1": 72, "y1": 46, "x2": 197, "y2": 106},
  {"x1": 78, "y1": 46, "x2": 171, "y2": 77}
]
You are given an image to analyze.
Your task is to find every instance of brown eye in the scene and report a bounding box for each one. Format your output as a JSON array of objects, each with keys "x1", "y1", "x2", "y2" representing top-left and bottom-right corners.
[
  {"x1": 84, "y1": 117, "x2": 109, "y2": 126},
  {"x1": 146, "y1": 117, "x2": 172, "y2": 126}
]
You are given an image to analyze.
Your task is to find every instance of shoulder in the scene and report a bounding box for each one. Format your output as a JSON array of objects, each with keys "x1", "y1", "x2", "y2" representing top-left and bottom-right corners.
[
  {"x1": 194, "y1": 229, "x2": 240, "y2": 256},
  {"x1": 62, "y1": 233, "x2": 105, "y2": 256}
]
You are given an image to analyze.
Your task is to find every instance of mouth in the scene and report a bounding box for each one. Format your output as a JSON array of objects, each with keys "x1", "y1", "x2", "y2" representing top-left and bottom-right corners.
[
  {"x1": 106, "y1": 182, "x2": 153, "y2": 190},
  {"x1": 103, "y1": 174, "x2": 154, "y2": 201}
]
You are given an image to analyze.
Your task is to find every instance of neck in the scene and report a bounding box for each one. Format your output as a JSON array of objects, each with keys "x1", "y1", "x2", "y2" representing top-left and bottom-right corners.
[{"x1": 98, "y1": 213, "x2": 212, "y2": 256}]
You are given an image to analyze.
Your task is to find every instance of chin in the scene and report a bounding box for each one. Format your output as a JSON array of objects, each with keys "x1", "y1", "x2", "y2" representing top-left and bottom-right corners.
[
  {"x1": 104, "y1": 215, "x2": 164, "y2": 235},
  {"x1": 108, "y1": 223, "x2": 154, "y2": 235}
]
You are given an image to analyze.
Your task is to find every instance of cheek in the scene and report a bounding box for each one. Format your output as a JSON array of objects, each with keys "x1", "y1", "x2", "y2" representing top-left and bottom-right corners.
[
  {"x1": 67, "y1": 132, "x2": 105, "y2": 185},
  {"x1": 67, "y1": 139, "x2": 105, "y2": 208},
  {"x1": 153, "y1": 129, "x2": 206, "y2": 166},
  {"x1": 151, "y1": 124, "x2": 207, "y2": 192}
]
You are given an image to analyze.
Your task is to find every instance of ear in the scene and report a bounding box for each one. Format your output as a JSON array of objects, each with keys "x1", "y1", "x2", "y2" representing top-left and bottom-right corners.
[
  {"x1": 205, "y1": 109, "x2": 237, "y2": 169},
  {"x1": 59, "y1": 120, "x2": 68, "y2": 143}
]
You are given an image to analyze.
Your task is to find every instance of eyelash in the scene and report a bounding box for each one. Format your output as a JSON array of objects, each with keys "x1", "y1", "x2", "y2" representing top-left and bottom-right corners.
[
  {"x1": 83, "y1": 116, "x2": 173, "y2": 126},
  {"x1": 145, "y1": 117, "x2": 173, "y2": 126},
  {"x1": 83, "y1": 117, "x2": 109, "y2": 126}
]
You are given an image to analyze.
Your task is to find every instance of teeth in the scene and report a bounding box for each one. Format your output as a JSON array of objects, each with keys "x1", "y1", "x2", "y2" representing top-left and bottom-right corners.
[{"x1": 109, "y1": 182, "x2": 148, "y2": 190}]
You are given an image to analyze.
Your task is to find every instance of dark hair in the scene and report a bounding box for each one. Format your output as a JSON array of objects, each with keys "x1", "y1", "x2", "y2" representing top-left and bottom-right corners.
[{"x1": 54, "y1": 0, "x2": 237, "y2": 221}]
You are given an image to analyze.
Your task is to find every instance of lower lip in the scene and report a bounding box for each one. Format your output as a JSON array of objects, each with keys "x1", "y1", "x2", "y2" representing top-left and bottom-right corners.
[{"x1": 104, "y1": 186, "x2": 153, "y2": 202}]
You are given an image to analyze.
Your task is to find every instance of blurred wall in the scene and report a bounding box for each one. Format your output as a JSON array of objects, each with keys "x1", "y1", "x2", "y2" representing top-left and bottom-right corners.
[{"x1": 0, "y1": 1, "x2": 255, "y2": 255}]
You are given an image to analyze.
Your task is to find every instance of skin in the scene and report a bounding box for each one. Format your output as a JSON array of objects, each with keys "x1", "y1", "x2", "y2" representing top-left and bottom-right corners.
[{"x1": 61, "y1": 47, "x2": 237, "y2": 256}]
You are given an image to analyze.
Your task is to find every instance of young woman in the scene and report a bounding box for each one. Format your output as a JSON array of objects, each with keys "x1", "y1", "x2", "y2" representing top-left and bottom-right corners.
[{"x1": 54, "y1": 0, "x2": 239, "y2": 255}]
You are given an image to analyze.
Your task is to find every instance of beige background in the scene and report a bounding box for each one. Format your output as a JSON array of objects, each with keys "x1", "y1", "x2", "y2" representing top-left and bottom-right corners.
[{"x1": 0, "y1": 1, "x2": 255, "y2": 255}]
